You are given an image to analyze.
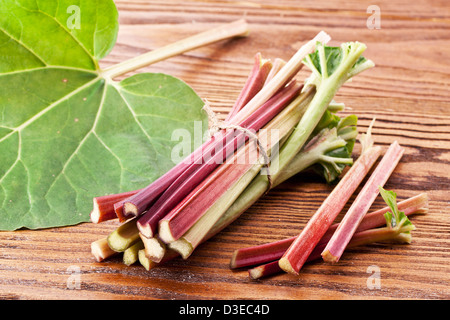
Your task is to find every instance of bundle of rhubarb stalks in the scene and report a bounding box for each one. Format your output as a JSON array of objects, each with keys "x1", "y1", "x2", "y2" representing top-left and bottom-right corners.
[{"x1": 90, "y1": 31, "x2": 428, "y2": 278}]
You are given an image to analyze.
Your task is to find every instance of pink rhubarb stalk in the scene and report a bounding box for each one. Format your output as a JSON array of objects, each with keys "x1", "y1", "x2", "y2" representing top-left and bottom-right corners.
[
  {"x1": 90, "y1": 189, "x2": 140, "y2": 223},
  {"x1": 278, "y1": 140, "x2": 383, "y2": 274},
  {"x1": 230, "y1": 193, "x2": 428, "y2": 269},
  {"x1": 248, "y1": 217, "x2": 417, "y2": 280},
  {"x1": 225, "y1": 53, "x2": 273, "y2": 121},
  {"x1": 102, "y1": 53, "x2": 271, "y2": 222},
  {"x1": 321, "y1": 140, "x2": 405, "y2": 263}
]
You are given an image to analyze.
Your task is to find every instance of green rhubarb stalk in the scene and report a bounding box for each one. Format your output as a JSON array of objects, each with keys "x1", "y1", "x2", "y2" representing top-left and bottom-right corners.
[
  {"x1": 123, "y1": 241, "x2": 145, "y2": 266},
  {"x1": 107, "y1": 218, "x2": 141, "y2": 252},
  {"x1": 102, "y1": 19, "x2": 250, "y2": 79},
  {"x1": 166, "y1": 86, "x2": 315, "y2": 257},
  {"x1": 140, "y1": 233, "x2": 167, "y2": 263},
  {"x1": 275, "y1": 114, "x2": 357, "y2": 184},
  {"x1": 138, "y1": 249, "x2": 154, "y2": 271},
  {"x1": 248, "y1": 189, "x2": 418, "y2": 280}
]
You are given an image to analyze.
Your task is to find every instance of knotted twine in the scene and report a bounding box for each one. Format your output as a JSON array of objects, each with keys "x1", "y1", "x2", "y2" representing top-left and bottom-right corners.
[{"x1": 202, "y1": 99, "x2": 273, "y2": 191}]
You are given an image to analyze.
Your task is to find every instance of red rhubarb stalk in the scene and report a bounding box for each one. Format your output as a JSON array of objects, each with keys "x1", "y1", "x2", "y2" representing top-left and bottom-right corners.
[
  {"x1": 90, "y1": 189, "x2": 141, "y2": 223},
  {"x1": 249, "y1": 217, "x2": 417, "y2": 280},
  {"x1": 225, "y1": 53, "x2": 273, "y2": 121},
  {"x1": 230, "y1": 193, "x2": 428, "y2": 269},
  {"x1": 321, "y1": 140, "x2": 405, "y2": 263},
  {"x1": 278, "y1": 135, "x2": 383, "y2": 274}
]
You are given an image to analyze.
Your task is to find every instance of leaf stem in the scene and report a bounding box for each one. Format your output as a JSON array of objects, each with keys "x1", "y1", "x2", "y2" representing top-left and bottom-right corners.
[{"x1": 101, "y1": 19, "x2": 250, "y2": 79}]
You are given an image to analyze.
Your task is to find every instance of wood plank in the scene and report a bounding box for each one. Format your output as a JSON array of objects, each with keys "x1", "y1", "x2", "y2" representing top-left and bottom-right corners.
[{"x1": 0, "y1": 0, "x2": 449, "y2": 300}]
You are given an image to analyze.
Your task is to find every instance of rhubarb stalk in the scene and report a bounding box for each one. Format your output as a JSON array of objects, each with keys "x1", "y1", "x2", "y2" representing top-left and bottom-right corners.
[
  {"x1": 321, "y1": 140, "x2": 405, "y2": 263},
  {"x1": 249, "y1": 213, "x2": 416, "y2": 279},
  {"x1": 278, "y1": 126, "x2": 382, "y2": 275},
  {"x1": 90, "y1": 189, "x2": 140, "y2": 223},
  {"x1": 140, "y1": 233, "x2": 167, "y2": 263},
  {"x1": 102, "y1": 19, "x2": 250, "y2": 79},
  {"x1": 230, "y1": 193, "x2": 428, "y2": 269},
  {"x1": 123, "y1": 241, "x2": 145, "y2": 266},
  {"x1": 249, "y1": 187, "x2": 419, "y2": 279}
]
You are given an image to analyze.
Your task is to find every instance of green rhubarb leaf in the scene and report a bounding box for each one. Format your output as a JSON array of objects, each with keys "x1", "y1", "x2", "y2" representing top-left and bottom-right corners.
[{"x1": 0, "y1": 0, "x2": 207, "y2": 230}]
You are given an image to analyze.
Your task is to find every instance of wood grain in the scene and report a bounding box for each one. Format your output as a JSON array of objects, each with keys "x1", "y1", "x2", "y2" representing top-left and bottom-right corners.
[{"x1": 0, "y1": 0, "x2": 449, "y2": 300}]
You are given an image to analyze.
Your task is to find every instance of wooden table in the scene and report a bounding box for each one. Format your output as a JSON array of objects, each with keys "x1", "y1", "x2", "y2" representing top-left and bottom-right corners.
[{"x1": 0, "y1": 0, "x2": 449, "y2": 300}]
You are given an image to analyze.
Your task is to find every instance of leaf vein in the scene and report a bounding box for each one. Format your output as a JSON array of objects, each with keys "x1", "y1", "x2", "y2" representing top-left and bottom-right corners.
[{"x1": 43, "y1": 82, "x2": 107, "y2": 202}]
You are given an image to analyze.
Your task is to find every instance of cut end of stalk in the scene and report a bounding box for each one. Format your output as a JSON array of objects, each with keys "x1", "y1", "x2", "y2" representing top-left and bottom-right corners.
[
  {"x1": 229, "y1": 250, "x2": 239, "y2": 269},
  {"x1": 137, "y1": 220, "x2": 155, "y2": 238},
  {"x1": 107, "y1": 219, "x2": 140, "y2": 252},
  {"x1": 168, "y1": 238, "x2": 193, "y2": 260},
  {"x1": 158, "y1": 220, "x2": 176, "y2": 243},
  {"x1": 140, "y1": 233, "x2": 166, "y2": 263},
  {"x1": 315, "y1": 31, "x2": 332, "y2": 45},
  {"x1": 138, "y1": 249, "x2": 157, "y2": 271},
  {"x1": 90, "y1": 201, "x2": 101, "y2": 224},
  {"x1": 321, "y1": 249, "x2": 339, "y2": 264},
  {"x1": 91, "y1": 238, "x2": 116, "y2": 262},
  {"x1": 123, "y1": 241, "x2": 144, "y2": 266},
  {"x1": 278, "y1": 257, "x2": 298, "y2": 275},
  {"x1": 248, "y1": 267, "x2": 264, "y2": 280},
  {"x1": 230, "y1": 19, "x2": 250, "y2": 38},
  {"x1": 123, "y1": 202, "x2": 139, "y2": 217}
]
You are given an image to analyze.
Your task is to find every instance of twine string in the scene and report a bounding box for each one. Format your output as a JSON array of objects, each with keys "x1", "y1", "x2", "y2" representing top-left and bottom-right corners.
[{"x1": 202, "y1": 100, "x2": 273, "y2": 190}]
